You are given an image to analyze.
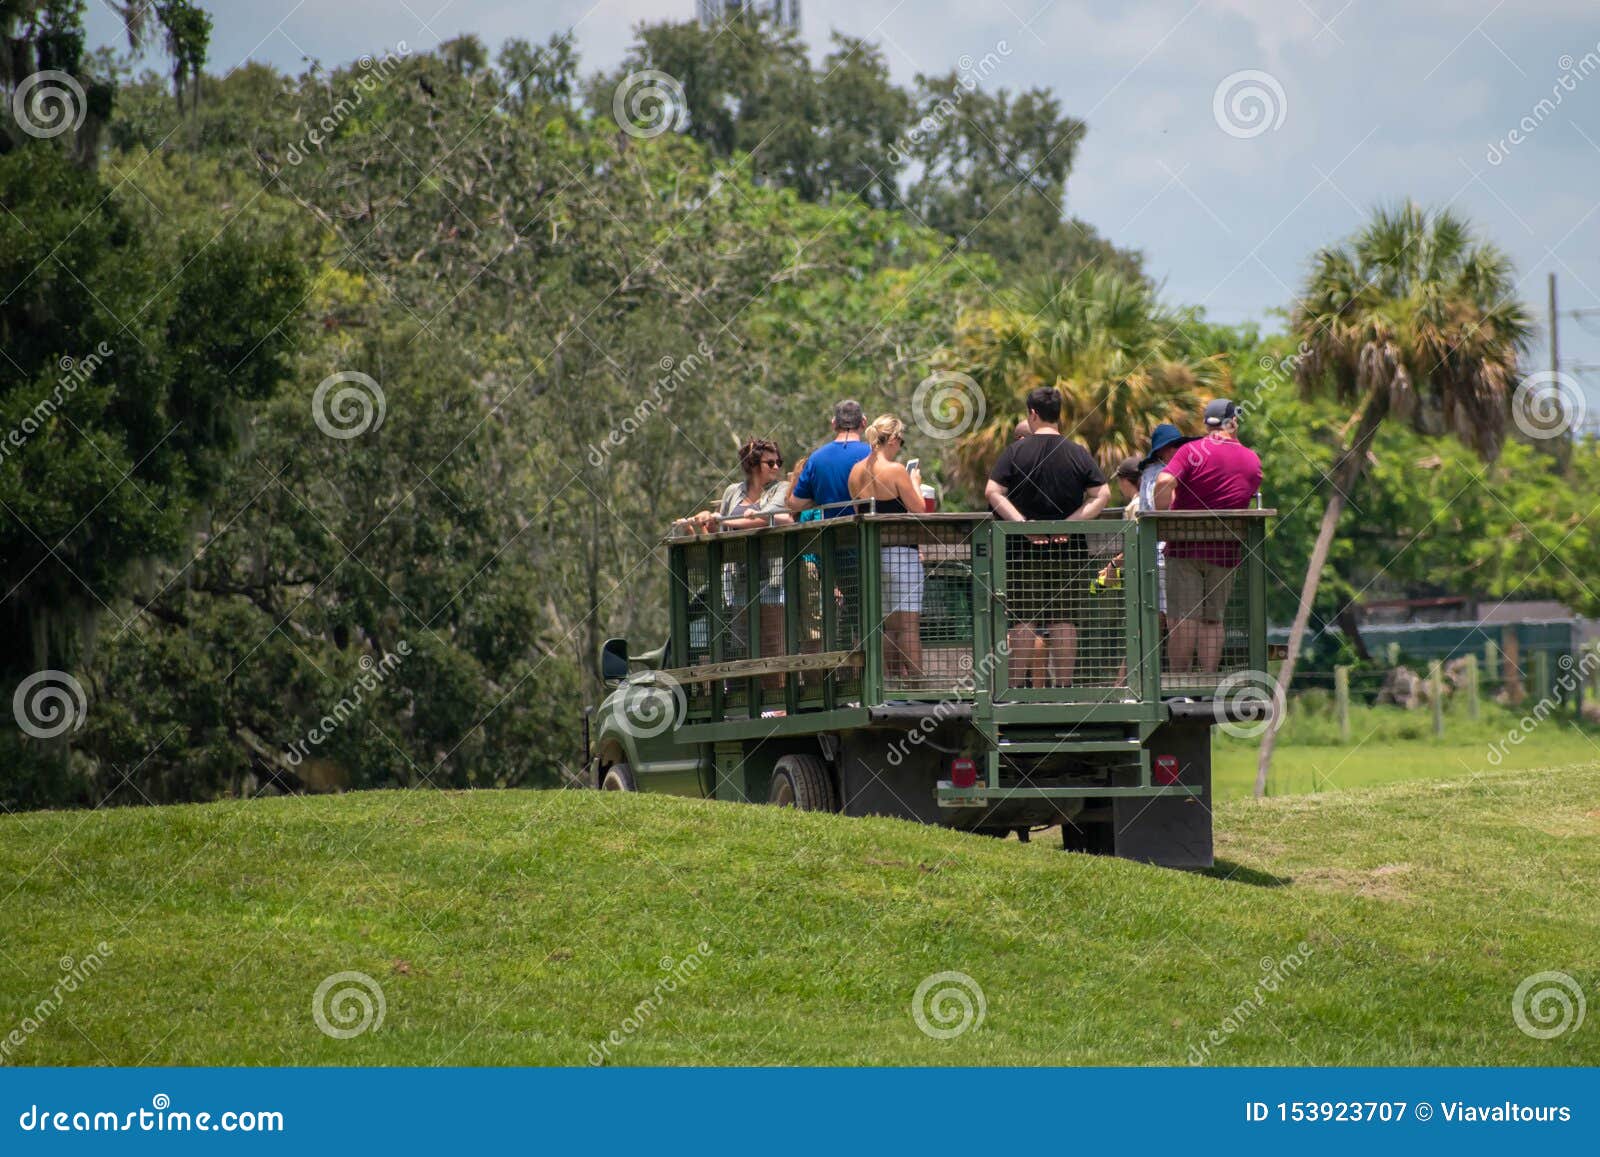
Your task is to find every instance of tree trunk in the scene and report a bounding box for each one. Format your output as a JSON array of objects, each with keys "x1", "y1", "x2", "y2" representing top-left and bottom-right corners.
[
  {"x1": 1254, "y1": 390, "x2": 1388, "y2": 797},
  {"x1": 1335, "y1": 604, "x2": 1371, "y2": 661}
]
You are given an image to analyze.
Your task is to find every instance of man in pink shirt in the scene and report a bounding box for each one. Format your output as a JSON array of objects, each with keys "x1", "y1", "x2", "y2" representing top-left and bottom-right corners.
[{"x1": 1154, "y1": 399, "x2": 1262, "y2": 676}]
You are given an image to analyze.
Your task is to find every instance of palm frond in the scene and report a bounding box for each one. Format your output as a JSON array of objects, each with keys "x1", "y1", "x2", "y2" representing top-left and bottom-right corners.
[{"x1": 1291, "y1": 201, "x2": 1530, "y2": 462}]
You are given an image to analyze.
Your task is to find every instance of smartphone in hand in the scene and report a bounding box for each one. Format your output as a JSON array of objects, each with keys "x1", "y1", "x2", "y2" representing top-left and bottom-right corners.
[{"x1": 905, "y1": 457, "x2": 920, "y2": 474}]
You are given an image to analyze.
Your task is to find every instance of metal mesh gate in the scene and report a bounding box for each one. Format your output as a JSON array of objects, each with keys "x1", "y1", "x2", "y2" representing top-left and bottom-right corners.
[
  {"x1": 1152, "y1": 512, "x2": 1262, "y2": 693},
  {"x1": 997, "y1": 523, "x2": 1131, "y2": 696}
]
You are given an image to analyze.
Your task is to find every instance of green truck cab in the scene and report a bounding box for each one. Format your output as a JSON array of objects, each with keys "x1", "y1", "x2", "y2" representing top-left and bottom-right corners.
[{"x1": 585, "y1": 509, "x2": 1273, "y2": 867}]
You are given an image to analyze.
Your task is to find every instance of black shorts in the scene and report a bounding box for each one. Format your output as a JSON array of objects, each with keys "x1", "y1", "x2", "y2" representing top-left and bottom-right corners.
[{"x1": 1006, "y1": 538, "x2": 1094, "y2": 629}]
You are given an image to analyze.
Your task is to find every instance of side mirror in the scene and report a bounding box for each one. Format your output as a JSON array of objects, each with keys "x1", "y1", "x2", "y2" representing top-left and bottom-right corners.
[{"x1": 600, "y1": 638, "x2": 630, "y2": 684}]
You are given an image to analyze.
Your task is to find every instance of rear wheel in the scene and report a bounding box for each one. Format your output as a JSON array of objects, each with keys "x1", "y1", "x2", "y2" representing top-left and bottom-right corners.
[
  {"x1": 768, "y1": 754, "x2": 838, "y2": 812},
  {"x1": 600, "y1": 764, "x2": 637, "y2": 792}
]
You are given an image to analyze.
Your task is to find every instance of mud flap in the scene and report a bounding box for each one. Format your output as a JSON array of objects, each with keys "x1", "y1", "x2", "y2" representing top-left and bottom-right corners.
[{"x1": 1112, "y1": 716, "x2": 1213, "y2": 868}]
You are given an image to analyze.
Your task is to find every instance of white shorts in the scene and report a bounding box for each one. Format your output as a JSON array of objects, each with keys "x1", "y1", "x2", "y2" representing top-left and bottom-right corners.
[{"x1": 880, "y1": 546, "x2": 924, "y2": 616}]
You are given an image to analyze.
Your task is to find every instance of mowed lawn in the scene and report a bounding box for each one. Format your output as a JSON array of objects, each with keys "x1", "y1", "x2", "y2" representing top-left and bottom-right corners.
[
  {"x1": 1213, "y1": 730, "x2": 1600, "y2": 798},
  {"x1": 1, "y1": 765, "x2": 1597, "y2": 1066},
  {"x1": 1214, "y1": 704, "x2": 1600, "y2": 799}
]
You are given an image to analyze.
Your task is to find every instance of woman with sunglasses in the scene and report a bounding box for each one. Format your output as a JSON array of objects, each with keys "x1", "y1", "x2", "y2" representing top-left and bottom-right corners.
[
  {"x1": 706, "y1": 439, "x2": 792, "y2": 692},
  {"x1": 715, "y1": 439, "x2": 791, "y2": 530}
]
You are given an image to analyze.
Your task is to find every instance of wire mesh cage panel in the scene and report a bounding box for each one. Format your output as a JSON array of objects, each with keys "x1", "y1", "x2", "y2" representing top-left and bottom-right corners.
[
  {"x1": 712, "y1": 541, "x2": 751, "y2": 713},
  {"x1": 825, "y1": 521, "x2": 863, "y2": 705},
  {"x1": 876, "y1": 518, "x2": 977, "y2": 695},
  {"x1": 999, "y1": 524, "x2": 1130, "y2": 695},
  {"x1": 784, "y1": 518, "x2": 863, "y2": 706},
  {"x1": 789, "y1": 520, "x2": 829, "y2": 710},
  {"x1": 677, "y1": 542, "x2": 713, "y2": 717},
  {"x1": 1153, "y1": 513, "x2": 1257, "y2": 693},
  {"x1": 757, "y1": 534, "x2": 788, "y2": 711}
]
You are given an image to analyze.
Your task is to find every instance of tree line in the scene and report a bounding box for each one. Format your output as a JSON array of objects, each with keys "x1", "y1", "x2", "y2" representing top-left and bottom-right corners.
[{"x1": 0, "y1": 7, "x2": 1586, "y2": 807}]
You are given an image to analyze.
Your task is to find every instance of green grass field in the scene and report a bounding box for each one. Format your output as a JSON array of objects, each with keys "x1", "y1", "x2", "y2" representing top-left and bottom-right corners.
[
  {"x1": 1215, "y1": 702, "x2": 1600, "y2": 798},
  {"x1": 2, "y1": 761, "x2": 1597, "y2": 1066}
]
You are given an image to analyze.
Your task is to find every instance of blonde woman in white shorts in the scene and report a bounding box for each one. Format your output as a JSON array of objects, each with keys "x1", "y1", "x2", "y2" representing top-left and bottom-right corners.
[{"x1": 848, "y1": 414, "x2": 927, "y2": 679}]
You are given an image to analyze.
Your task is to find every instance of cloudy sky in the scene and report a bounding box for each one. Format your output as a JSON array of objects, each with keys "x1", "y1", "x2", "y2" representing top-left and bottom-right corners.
[{"x1": 87, "y1": 0, "x2": 1600, "y2": 402}]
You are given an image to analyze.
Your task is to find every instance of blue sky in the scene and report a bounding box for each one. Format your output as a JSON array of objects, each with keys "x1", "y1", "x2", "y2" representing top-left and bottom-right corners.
[{"x1": 88, "y1": 0, "x2": 1600, "y2": 402}]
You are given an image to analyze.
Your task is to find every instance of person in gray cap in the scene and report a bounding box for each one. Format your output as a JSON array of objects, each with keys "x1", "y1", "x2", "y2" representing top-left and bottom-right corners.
[
  {"x1": 787, "y1": 399, "x2": 870, "y2": 518},
  {"x1": 1154, "y1": 398, "x2": 1262, "y2": 676}
]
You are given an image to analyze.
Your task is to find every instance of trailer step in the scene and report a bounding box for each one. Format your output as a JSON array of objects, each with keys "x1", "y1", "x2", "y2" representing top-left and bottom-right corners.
[{"x1": 995, "y1": 740, "x2": 1141, "y2": 754}]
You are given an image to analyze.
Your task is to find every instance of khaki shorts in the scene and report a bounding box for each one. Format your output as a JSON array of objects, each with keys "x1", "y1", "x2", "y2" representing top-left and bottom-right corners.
[{"x1": 1166, "y1": 557, "x2": 1238, "y2": 623}]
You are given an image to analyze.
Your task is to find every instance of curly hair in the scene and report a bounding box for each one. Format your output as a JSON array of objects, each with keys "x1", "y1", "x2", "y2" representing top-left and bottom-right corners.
[{"x1": 737, "y1": 438, "x2": 782, "y2": 475}]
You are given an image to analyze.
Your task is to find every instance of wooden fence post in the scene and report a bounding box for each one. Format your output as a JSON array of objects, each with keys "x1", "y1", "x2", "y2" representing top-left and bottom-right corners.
[
  {"x1": 1334, "y1": 665, "x2": 1350, "y2": 743},
  {"x1": 1464, "y1": 653, "x2": 1480, "y2": 720},
  {"x1": 1430, "y1": 660, "x2": 1445, "y2": 737},
  {"x1": 1503, "y1": 628, "x2": 1523, "y2": 702}
]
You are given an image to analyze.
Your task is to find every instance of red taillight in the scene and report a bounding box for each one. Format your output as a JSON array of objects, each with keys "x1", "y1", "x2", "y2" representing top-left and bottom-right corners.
[
  {"x1": 951, "y1": 757, "x2": 977, "y2": 788},
  {"x1": 1154, "y1": 754, "x2": 1180, "y2": 785}
]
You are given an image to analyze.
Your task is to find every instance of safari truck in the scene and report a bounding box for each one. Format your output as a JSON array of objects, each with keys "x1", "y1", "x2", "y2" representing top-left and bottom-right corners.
[{"x1": 584, "y1": 506, "x2": 1273, "y2": 867}]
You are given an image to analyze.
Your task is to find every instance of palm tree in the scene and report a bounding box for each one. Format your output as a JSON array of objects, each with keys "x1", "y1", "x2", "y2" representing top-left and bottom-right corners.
[
  {"x1": 946, "y1": 269, "x2": 1223, "y2": 493},
  {"x1": 1255, "y1": 202, "x2": 1534, "y2": 795}
]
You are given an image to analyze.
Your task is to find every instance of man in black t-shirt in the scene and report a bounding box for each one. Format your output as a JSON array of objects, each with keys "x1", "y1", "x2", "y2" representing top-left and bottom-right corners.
[{"x1": 985, "y1": 387, "x2": 1110, "y2": 687}]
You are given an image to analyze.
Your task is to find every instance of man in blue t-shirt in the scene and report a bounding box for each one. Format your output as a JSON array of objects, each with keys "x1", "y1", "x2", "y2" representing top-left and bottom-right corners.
[{"x1": 787, "y1": 399, "x2": 870, "y2": 518}]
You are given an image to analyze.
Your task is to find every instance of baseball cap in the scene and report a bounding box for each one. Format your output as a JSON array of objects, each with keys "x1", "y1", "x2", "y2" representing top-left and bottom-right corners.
[
  {"x1": 1204, "y1": 398, "x2": 1240, "y2": 428},
  {"x1": 833, "y1": 399, "x2": 864, "y2": 430},
  {"x1": 1115, "y1": 455, "x2": 1142, "y2": 481}
]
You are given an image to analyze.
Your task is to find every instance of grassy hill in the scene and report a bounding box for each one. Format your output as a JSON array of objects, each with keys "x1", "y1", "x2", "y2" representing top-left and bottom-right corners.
[{"x1": 2, "y1": 765, "x2": 1597, "y2": 1066}]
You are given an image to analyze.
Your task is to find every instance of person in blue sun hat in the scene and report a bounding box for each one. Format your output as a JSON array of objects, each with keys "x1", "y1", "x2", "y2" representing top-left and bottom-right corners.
[
  {"x1": 1137, "y1": 423, "x2": 1195, "y2": 509},
  {"x1": 1134, "y1": 422, "x2": 1198, "y2": 632}
]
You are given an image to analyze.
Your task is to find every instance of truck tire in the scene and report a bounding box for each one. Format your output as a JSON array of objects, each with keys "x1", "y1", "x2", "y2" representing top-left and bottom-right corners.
[
  {"x1": 600, "y1": 764, "x2": 638, "y2": 792},
  {"x1": 768, "y1": 754, "x2": 838, "y2": 812}
]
